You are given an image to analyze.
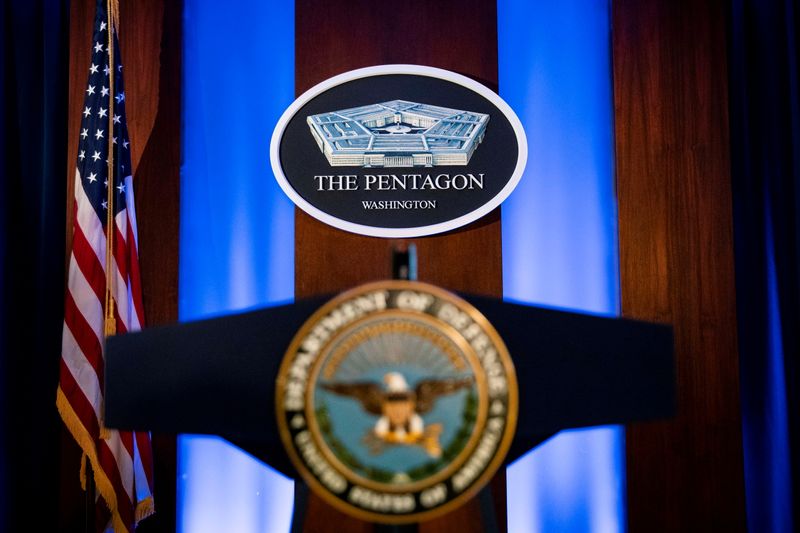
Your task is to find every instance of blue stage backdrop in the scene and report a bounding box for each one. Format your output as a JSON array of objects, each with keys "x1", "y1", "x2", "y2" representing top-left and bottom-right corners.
[
  {"x1": 178, "y1": 0, "x2": 295, "y2": 532},
  {"x1": 498, "y1": 1, "x2": 623, "y2": 531},
  {"x1": 179, "y1": 0, "x2": 622, "y2": 531}
]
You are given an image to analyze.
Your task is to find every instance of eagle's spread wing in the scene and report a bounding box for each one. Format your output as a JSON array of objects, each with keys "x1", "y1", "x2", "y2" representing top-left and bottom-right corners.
[
  {"x1": 320, "y1": 381, "x2": 384, "y2": 416},
  {"x1": 414, "y1": 376, "x2": 474, "y2": 414}
]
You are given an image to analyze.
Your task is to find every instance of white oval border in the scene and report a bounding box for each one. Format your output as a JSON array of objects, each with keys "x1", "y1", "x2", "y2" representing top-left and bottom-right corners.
[{"x1": 270, "y1": 64, "x2": 528, "y2": 238}]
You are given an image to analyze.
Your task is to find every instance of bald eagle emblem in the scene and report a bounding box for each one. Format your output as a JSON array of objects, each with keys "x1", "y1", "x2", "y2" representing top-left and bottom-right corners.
[{"x1": 321, "y1": 372, "x2": 473, "y2": 458}]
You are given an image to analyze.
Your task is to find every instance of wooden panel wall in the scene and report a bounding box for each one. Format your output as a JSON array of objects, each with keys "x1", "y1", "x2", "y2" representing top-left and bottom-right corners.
[
  {"x1": 294, "y1": 0, "x2": 503, "y2": 531},
  {"x1": 66, "y1": 1, "x2": 181, "y2": 531},
  {"x1": 613, "y1": 0, "x2": 747, "y2": 530},
  {"x1": 294, "y1": 0, "x2": 503, "y2": 300}
]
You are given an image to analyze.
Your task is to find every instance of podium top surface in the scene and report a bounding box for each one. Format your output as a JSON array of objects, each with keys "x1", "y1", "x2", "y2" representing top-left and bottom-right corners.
[{"x1": 105, "y1": 293, "x2": 674, "y2": 477}]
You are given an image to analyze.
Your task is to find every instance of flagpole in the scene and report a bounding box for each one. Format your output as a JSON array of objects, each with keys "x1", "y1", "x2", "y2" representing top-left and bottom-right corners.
[{"x1": 104, "y1": 0, "x2": 118, "y2": 338}]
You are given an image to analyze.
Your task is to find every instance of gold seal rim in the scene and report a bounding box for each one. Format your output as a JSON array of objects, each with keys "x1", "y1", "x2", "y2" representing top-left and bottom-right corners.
[{"x1": 275, "y1": 280, "x2": 519, "y2": 525}]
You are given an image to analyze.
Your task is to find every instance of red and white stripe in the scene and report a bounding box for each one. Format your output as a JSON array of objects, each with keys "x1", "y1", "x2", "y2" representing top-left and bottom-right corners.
[{"x1": 58, "y1": 168, "x2": 154, "y2": 532}]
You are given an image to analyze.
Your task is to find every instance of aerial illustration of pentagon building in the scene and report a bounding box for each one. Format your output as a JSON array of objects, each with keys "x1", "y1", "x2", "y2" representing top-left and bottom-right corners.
[{"x1": 307, "y1": 100, "x2": 489, "y2": 167}]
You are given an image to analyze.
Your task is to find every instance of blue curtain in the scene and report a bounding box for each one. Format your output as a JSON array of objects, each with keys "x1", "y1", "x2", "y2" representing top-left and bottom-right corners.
[
  {"x1": 729, "y1": 1, "x2": 799, "y2": 531},
  {"x1": 178, "y1": 1, "x2": 296, "y2": 531}
]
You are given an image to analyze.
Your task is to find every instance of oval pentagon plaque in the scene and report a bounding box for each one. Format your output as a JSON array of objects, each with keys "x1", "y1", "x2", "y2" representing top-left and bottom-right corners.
[
  {"x1": 270, "y1": 65, "x2": 528, "y2": 238},
  {"x1": 275, "y1": 280, "x2": 518, "y2": 524}
]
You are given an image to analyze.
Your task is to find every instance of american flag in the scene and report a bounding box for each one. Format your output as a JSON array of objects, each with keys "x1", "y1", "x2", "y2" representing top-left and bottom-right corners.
[{"x1": 56, "y1": 0, "x2": 155, "y2": 531}]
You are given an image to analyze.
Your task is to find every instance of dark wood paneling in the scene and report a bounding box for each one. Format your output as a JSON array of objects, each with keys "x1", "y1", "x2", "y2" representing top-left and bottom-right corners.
[
  {"x1": 294, "y1": 0, "x2": 502, "y2": 298},
  {"x1": 121, "y1": 0, "x2": 181, "y2": 326},
  {"x1": 295, "y1": 212, "x2": 503, "y2": 298},
  {"x1": 295, "y1": 0, "x2": 499, "y2": 95},
  {"x1": 66, "y1": 1, "x2": 180, "y2": 531},
  {"x1": 613, "y1": 0, "x2": 746, "y2": 530},
  {"x1": 295, "y1": 0, "x2": 503, "y2": 530}
]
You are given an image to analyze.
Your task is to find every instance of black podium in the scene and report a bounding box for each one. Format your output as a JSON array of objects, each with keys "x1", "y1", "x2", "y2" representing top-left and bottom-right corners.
[{"x1": 105, "y1": 292, "x2": 674, "y2": 528}]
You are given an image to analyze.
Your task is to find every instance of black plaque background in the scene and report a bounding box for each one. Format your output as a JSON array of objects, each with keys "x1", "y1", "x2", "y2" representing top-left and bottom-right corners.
[{"x1": 277, "y1": 73, "x2": 520, "y2": 230}]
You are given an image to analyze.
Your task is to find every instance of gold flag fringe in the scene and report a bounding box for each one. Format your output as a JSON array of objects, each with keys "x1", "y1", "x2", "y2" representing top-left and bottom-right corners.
[
  {"x1": 80, "y1": 452, "x2": 88, "y2": 491},
  {"x1": 57, "y1": 387, "x2": 130, "y2": 533},
  {"x1": 135, "y1": 496, "x2": 155, "y2": 524}
]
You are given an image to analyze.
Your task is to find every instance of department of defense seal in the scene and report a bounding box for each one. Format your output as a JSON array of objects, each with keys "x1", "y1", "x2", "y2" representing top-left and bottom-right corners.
[{"x1": 275, "y1": 281, "x2": 518, "y2": 524}]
